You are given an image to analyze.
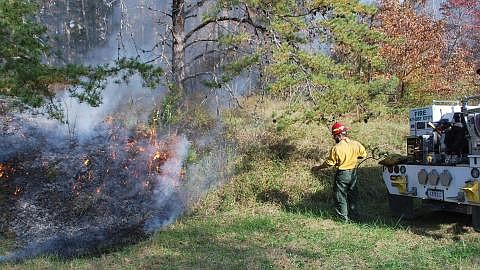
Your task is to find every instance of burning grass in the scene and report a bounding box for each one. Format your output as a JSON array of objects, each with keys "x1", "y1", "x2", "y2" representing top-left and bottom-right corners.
[
  {"x1": 0, "y1": 163, "x2": 14, "y2": 180},
  {"x1": 0, "y1": 110, "x2": 191, "y2": 262}
]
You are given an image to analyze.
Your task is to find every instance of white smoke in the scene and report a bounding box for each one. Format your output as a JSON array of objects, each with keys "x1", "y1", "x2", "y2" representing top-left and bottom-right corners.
[
  {"x1": 61, "y1": 76, "x2": 164, "y2": 137},
  {"x1": 0, "y1": 0, "x2": 243, "y2": 263},
  {"x1": 144, "y1": 135, "x2": 190, "y2": 232}
]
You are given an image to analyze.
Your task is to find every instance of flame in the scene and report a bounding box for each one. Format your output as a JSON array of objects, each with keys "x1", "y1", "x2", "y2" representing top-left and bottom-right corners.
[
  {"x1": 0, "y1": 163, "x2": 12, "y2": 179},
  {"x1": 0, "y1": 163, "x2": 5, "y2": 178},
  {"x1": 150, "y1": 150, "x2": 169, "y2": 173},
  {"x1": 72, "y1": 185, "x2": 80, "y2": 196},
  {"x1": 14, "y1": 186, "x2": 22, "y2": 196},
  {"x1": 96, "y1": 187, "x2": 101, "y2": 194},
  {"x1": 83, "y1": 159, "x2": 90, "y2": 166}
]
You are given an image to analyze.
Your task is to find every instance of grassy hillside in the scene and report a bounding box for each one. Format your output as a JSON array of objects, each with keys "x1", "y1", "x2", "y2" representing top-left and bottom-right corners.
[{"x1": 2, "y1": 96, "x2": 480, "y2": 269}]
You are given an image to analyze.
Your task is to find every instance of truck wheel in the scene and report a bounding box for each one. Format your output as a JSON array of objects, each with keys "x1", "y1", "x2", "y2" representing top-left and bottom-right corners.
[
  {"x1": 388, "y1": 194, "x2": 415, "y2": 220},
  {"x1": 472, "y1": 206, "x2": 480, "y2": 232}
]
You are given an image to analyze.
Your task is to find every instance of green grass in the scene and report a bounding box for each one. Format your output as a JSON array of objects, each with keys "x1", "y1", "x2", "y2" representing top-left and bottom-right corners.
[
  {"x1": 2, "y1": 95, "x2": 480, "y2": 269},
  {"x1": 2, "y1": 209, "x2": 480, "y2": 269}
]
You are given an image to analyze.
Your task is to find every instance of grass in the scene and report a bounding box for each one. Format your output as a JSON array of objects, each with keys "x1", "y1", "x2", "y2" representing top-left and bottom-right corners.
[
  {"x1": 2, "y1": 209, "x2": 480, "y2": 269},
  {"x1": 2, "y1": 95, "x2": 480, "y2": 269}
]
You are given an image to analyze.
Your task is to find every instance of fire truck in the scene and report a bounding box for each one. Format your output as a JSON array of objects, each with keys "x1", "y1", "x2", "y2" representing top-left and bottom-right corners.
[{"x1": 382, "y1": 96, "x2": 480, "y2": 231}]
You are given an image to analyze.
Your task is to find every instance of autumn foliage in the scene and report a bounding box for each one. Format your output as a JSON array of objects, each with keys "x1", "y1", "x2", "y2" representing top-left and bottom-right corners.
[
  {"x1": 377, "y1": 0, "x2": 476, "y2": 104},
  {"x1": 441, "y1": 0, "x2": 480, "y2": 63}
]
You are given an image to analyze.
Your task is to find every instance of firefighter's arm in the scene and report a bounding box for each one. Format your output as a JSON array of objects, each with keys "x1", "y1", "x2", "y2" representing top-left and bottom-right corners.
[
  {"x1": 313, "y1": 162, "x2": 331, "y2": 170},
  {"x1": 312, "y1": 148, "x2": 337, "y2": 171},
  {"x1": 358, "y1": 143, "x2": 367, "y2": 159}
]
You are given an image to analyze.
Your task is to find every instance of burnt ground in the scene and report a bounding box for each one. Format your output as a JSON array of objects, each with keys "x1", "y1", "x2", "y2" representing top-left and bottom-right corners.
[{"x1": 0, "y1": 108, "x2": 186, "y2": 261}]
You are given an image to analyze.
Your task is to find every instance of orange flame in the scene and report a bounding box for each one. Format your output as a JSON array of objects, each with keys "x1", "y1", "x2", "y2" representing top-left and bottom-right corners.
[
  {"x1": 0, "y1": 164, "x2": 5, "y2": 178},
  {"x1": 0, "y1": 163, "x2": 12, "y2": 179},
  {"x1": 150, "y1": 150, "x2": 170, "y2": 173},
  {"x1": 153, "y1": 151, "x2": 168, "y2": 161},
  {"x1": 14, "y1": 186, "x2": 22, "y2": 196}
]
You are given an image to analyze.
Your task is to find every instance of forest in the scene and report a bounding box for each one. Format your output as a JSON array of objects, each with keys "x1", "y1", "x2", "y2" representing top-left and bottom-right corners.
[{"x1": 1, "y1": 0, "x2": 480, "y2": 268}]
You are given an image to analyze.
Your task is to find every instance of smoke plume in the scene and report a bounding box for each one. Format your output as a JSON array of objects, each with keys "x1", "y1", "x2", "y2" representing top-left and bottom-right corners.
[{"x1": 0, "y1": 0, "x2": 243, "y2": 263}]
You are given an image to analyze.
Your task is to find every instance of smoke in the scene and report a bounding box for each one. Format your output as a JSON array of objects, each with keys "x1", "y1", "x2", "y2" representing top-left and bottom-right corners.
[
  {"x1": 144, "y1": 136, "x2": 190, "y2": 233},
  {"x1": 0, "y1": 0, "x2": 242, "y2": 263},
  {"x1": 0, "y1": 113, "x2": 234, "y2": 263},
  {"x1": 0, "y1": 111, "x2": 196, "y2": 262},
  {"x1": 61, "y1": 75, "x2": 164, "y2": 137},
  {"x1": 57, "y1": 0, "x2": 170, "y2": 137},
  {"x1": 0, "y1": 0, "x2": 180, "y2": 262},
  {"x1": 0, "y1": 223, "x2": 145, "y2": 263}
]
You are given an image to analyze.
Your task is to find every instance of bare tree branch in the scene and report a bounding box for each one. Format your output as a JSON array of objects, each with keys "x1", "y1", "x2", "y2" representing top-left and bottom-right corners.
[
  {"x1": 189, "y1": 49, "x2": 226, "y2": 64},
  {"x1": 182, "y1": 71, "x2": 216, "y2": 82},
  {"x1": 147, "y1": 6, "x2": 172, "y2": 18},
  {"x1": 224, "y1": 81, "x2": 244, "y2": 109},
  {"x1": 143, "y1": 55, "x2": 163, "y2": 64},
  {"x1": 185, "y1": 38, "x2": 219, "y2": 49},
  {"x1": 185, "y1": 14, "x2": 198, "y2": 20},
  {"x1": 184, "y1": 16, "x2": 267, "y2": 43}
]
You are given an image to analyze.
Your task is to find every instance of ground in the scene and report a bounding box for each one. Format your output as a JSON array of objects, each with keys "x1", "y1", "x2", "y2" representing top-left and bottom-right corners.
[{"x1": 1, "y1": 95, "x2": 480, "y2": 269}]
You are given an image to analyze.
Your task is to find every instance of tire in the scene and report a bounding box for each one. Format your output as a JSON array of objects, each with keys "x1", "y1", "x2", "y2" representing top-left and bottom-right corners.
[
  {"x1": 388, "y1": 194, "x2": 415, "y2": 220},
  {"x1": 472, "y1": 205, "x2": 480, "y2": 232}
]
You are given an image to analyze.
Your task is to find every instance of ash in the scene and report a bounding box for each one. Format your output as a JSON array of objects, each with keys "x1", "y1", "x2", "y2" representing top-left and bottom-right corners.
[{"x1": 0, "y1": 111, "x2": 187, "y2": 262}]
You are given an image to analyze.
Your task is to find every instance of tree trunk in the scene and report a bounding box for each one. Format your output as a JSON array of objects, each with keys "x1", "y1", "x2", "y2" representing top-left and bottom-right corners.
[
  {"x1": 172, "y1": 0, "x2": 186, "y2": 92},
  {"x1": 81, "y1": 0, "x2": 90, "y2": 50},
  {"x1": 65, "y1": 0, "x2": 72, "y2": 63}
]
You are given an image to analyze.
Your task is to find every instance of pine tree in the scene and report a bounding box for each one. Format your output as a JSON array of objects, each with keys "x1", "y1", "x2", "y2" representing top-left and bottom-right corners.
[{"x1": 0, "y1": 0, "x2": 163, "y2": 118}]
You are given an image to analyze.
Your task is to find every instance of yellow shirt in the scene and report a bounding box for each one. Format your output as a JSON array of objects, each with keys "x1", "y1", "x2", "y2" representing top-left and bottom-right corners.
[{"x1": 324, "y1": 138, "x2": 366, "y2": 170}]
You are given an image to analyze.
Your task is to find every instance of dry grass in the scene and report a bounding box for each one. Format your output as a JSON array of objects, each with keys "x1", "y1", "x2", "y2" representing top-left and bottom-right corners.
[
  {"x1": 197, "y1": 95, "x2": 409, "y2": 216},
  {"x1": 3, "y1": 95, "x2": 480, "y2": 269}
]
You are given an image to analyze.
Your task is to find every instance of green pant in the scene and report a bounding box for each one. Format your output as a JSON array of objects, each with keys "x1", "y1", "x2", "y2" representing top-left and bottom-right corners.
[{"x1": 334, "y1": 169, "x2": 359, "y2": 221}]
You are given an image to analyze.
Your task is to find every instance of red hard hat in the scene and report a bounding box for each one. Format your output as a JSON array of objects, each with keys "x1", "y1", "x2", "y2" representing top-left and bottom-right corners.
[{"x1": 331, "y1": 122, "x2": 347, "y2": 135}]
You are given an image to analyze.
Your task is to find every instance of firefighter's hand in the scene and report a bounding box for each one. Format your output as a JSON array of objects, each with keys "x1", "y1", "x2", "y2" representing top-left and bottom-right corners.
[
  {"x1": 311, "y1": 164, "x2": 328, "y2": 173},
  {"x1": 311, "y1": 166, "x2": 322, "y2": 173}
]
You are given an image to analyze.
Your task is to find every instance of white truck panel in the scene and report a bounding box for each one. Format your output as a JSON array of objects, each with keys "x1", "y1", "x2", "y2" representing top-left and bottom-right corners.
[
  {"x1": 409, "y1": 105, "x2": 462, "y2": 136},
  {"x1": 383, "y1": 165, "x2": 474, "y2": 204}
]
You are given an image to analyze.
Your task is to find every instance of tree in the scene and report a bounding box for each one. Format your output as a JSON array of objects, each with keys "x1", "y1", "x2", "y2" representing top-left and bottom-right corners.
[
  {"x1": 1, "y1": 0, "x2": 395, "y2": 122},
  {"x1": 151, "y1": 0, "x2": 388, "y2": 120},
  {"x1": 261, "y1": 0, "x2": 390, "y2": 119},
  {"x1": 0, "y1": 0, "x2": 163, "y2": 118},
  {"x1": 142, "y1": 0, "x2": 267, "y2": 95},
  {"x1": 377, "y1": 0, "x2": 444, "y2": 101},
  {"x1": 376, "y1": 0, "x2": 475, "y2": 104},
  {"x1": 39, "y1": 0, "x2": 116, "y2": 64},
  {"x1": 441, "y1": 0, "x2": 480, "y2": 65}
]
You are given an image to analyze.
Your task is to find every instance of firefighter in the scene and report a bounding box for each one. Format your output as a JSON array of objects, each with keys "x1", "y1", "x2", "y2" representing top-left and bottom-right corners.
[{"x1": 313, "y1": 122, "x2": 367, "y2": 222}]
